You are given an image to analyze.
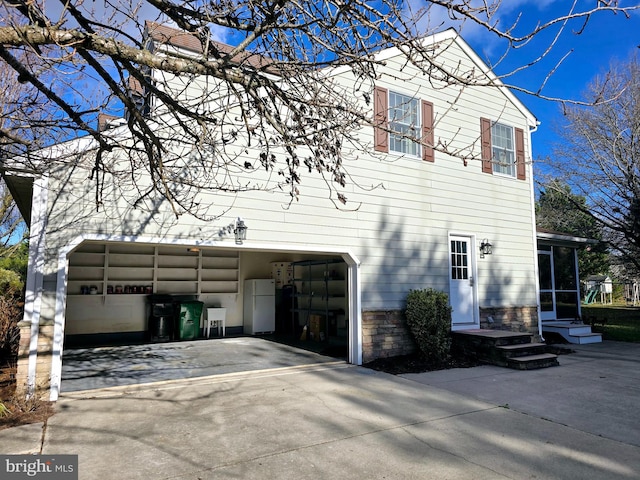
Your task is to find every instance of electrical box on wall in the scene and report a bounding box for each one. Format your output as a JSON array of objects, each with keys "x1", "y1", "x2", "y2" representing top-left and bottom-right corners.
[{"x1": 271, "y1": 262, "x2": 293, "y2": 289}]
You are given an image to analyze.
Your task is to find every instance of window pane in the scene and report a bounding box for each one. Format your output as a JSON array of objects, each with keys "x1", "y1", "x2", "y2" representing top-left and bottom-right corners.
[
  {"x1": 540, "y1": 292, "x2": 554, "y2": 312},
  {"x1": 538, "y1": 253, "x2": 552, "y2": 290},
  {"x1": 450, "y1": 241, "x2": 468, "y2": 280},
  {"x1": 491, "y1": 122, "x2": 515, "y2": 176},
  {"x1": 556, "y1": 292, "x2": 579, "y2": 319},
  {"x1": 389, "y1": 91, "x2": 420, "y2": 156},
  {"x1": 553, "y1": 247, "x2": 576, "y2": 291}
]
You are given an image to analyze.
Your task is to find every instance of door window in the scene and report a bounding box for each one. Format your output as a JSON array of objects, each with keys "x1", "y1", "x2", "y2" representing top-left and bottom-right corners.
[{"x1": 451, "y1": 240, "x2": 469, "y2": 280}]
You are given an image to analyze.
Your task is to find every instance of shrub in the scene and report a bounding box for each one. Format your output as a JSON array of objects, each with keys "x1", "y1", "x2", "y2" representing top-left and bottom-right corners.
[
  {"x1": 0, "y1": 276, "x2": 22, "y2": 366},
  {"x1": 405, "y1": 288, "x2": 452, "y2": 365},
  {"x1": 0, "y1": 268, "x2": 22, "y2": 292}
]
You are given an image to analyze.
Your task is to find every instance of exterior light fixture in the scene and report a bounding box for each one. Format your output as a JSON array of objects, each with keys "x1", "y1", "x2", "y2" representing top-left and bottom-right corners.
[
  {"x1": 480, "y1": 239, "x2": 492, "y2": 258},
  {"x1": 187, "y1": 247, "x2": 200, "y2": 253},
  {"x1": 234, "y1": 217, "x2": 247, "y2": 245}
]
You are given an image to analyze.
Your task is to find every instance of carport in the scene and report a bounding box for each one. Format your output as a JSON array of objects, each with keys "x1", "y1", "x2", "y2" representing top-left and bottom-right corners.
[{"x1": 42, "y1": 234, "x2": 361, "y2": 400}]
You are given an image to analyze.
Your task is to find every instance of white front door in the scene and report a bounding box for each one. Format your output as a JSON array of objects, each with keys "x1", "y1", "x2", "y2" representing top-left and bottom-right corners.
[{"x1": 449, "y1": 235, "x2": 479, "y2": 330}]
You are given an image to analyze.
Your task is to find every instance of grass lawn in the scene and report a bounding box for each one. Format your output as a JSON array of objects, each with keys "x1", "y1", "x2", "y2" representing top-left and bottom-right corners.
[{"x1": 582, "y1": 304, "x2": 640, "y2": 342}]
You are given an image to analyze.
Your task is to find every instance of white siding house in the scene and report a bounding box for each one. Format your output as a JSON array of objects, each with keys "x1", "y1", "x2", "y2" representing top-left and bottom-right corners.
[{"x1": 3, "y1": 24, "x2": 541, "y2": 400}]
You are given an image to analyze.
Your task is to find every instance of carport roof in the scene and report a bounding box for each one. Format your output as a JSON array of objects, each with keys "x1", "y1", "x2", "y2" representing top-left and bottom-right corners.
[
  {"x1": 536, "y1": 228, "x2": 598, "y2": 247},
  {"x1": 1, "y1": 173, "x2": 33, "y2": 227}
]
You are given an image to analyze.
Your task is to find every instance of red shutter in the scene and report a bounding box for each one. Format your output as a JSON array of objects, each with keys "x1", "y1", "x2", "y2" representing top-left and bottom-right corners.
[
  {"x1": 421, "y1": 100, "x2": 434, "y2": 162},
  {"x1": 374, "y1": 86, "x2": 388, "y2": 153},
  {"x1": 515, "y1": 127, "x2": 526, "y2": 180},
  {"x1": 480, "y1": 117, "x2": 493, "y2": 174}
]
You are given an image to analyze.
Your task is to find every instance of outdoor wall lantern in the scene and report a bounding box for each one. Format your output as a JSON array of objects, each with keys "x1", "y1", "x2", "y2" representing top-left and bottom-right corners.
[
  {"x1": 480, "y1": 239, "x2": 493, "y2": 258},
  {"x1": 234, "y1": 217, "x2": 248, "y2": 245}
]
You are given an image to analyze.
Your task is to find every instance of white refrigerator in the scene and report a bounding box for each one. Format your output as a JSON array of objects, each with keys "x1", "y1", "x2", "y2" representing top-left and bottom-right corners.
[{"x1": 243, "y1": 279, "x2": 276, "y2": 334}]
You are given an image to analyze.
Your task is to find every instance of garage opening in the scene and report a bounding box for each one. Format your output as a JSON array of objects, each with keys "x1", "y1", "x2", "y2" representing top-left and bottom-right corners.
[{"x1": 56, "y1": 240, "x2": 356, "y2": 395}]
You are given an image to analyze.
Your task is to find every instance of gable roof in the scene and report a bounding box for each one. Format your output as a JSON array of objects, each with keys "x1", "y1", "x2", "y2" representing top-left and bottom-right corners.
[
  {"x1": 373, "y1": 29, "x2": 537, "y2": 128},
  {"x1": 142, "y1": 23, "x2": 538, "y2": 128},
  {"x1": 144, "y1": 22, "x2": 273, "y2": 71}
]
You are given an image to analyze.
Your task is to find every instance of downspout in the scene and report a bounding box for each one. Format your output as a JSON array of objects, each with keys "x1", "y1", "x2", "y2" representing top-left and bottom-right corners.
[{"x1": 528, "y1": 122, "x2": 544, "y2": 342}]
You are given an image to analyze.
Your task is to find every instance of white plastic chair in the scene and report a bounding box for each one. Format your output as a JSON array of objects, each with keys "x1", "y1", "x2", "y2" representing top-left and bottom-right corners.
[{"x1": 206, "y1": 308, "x2": 227, "y2": 338}]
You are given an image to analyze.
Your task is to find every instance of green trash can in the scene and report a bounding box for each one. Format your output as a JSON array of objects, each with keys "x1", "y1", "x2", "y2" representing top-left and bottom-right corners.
[{"x1": 176, "y1": 300, "x2": 204, "y2": 340}]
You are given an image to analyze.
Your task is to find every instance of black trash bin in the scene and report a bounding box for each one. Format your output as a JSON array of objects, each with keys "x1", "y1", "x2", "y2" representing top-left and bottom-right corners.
[{"x1": 148, "y1": 294, "x2": 174, "y2": 342}]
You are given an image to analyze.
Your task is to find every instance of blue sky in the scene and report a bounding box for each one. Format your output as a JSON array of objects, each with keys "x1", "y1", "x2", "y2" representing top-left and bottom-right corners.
[{"x1": 448, "y1": 1, "x2": 639, "y2": 162}]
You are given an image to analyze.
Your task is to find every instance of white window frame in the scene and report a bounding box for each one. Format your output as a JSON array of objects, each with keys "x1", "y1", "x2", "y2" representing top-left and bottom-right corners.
[
  {"x1": 388, "y1": 91, "x2": 421, "y2": 157},
  {"x1": 491, "y1": 122, "x2": 516, "y2": 177}
]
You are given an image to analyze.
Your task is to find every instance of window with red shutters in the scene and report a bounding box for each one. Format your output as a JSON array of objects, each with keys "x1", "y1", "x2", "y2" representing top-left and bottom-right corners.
[
  {"x1": 480, "y1": 118, "x2": 526, "y2": 180},
  {"x1": 374, "y1": 87, "x2": 434, "y2": 161}
]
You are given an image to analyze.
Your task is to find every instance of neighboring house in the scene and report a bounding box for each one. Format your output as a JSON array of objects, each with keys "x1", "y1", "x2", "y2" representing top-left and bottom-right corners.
[{"x1": 3, "y1": 23, "x2": 546, "y2": 401}]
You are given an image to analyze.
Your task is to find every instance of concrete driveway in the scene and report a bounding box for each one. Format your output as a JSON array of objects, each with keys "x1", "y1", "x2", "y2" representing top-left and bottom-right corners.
[
  {"x1": 60, "y1": 337, "x2": 342, "y2": 392},
  {"x1": 402, "y1": 340, "x2": 640, "y2": 448},
  {"x1": 2, "y1": 340, "x2": 639, "y2": 479}
]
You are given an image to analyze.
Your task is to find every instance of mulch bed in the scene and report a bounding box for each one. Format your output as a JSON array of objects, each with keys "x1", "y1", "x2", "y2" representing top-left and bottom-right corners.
[
  {"x1": 0, "y1": 364, "x2": 55, "y2": 432},
  {"x1": 364, "y1": 352, "x2": 481, "y2": 375}
]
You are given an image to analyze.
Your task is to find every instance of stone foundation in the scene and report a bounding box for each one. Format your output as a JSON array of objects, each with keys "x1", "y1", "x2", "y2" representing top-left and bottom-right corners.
[
  {"x1": 479, "y1": 306, "x2": 539, "y2": 336},
  {"x1": 362, "y1": 310, "x2": 416, "y2": 363}
]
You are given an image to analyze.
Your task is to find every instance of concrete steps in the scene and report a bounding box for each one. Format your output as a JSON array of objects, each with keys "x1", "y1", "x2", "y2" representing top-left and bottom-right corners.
[
  {"x1": 452, "y1": 329, "x2": 559, "y2": 370},
  {"x1": 542, "y1": 322, "x2": 602, "y2": 344}
]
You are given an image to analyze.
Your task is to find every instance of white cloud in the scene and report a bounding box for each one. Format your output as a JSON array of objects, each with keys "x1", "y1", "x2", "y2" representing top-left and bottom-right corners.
[{"x1": 404, "y1": 0, "x2": 560, "y2": 42}]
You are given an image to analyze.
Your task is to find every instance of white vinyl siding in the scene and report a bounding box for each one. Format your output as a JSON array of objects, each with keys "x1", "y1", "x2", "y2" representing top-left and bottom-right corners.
[
  {"x1": 38, "y1": 32, "x2": 538, "y2": 320},
  {"x1": 388, "y1": 91, "x2": 420, "y2": 156}
]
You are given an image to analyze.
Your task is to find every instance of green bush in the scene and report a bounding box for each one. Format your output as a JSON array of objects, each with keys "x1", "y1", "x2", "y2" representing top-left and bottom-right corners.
[
  {"x1": 405, "y1": 288, "x2": 452, "y2": 365},
  {"x1": 0, "y1": 268, "x2": 22, "y2": 292}
]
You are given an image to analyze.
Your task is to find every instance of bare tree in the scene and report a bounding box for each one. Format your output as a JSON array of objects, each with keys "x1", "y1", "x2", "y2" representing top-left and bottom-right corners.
[
  {"x1": 0, "y1": 1, "x2": 638, "y2": 218},
  {"x1": 541, "y1": 56, "x2": 640, "y2": 273}
]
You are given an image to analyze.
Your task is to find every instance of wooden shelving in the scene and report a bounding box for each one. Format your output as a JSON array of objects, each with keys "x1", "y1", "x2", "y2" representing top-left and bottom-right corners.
[{"x1": 66, "y1": 242, "x2": 239, "y2": 297}]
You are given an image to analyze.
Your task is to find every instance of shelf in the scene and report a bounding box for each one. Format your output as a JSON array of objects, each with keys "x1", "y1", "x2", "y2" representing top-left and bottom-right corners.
[
  {"x1": 202, "y1": 257, "x2": 239, "y2": 269},
  {"x1": 68, "y1": 253, "x2": 105, "y2": 267},
  {"x1": 68, "y1": 267, "x2": 105, "y2": 281},
  {"x1": 67, "y1": 242, "x2": 240, "y2": 297},
  {"x1": 108, "y1": 253, "x2": 155, "y2": 268},
  {"x1": 291, "y1": 259, "x2": 347, "y2": 341},
  {"x1": 107, "y1": 268, "x2": 154, "y2": 282},
  {"x1": 158, "y1": 256, "x2": 198, "y2": 269},
  {"x1": 155, "y1": 281, "x2": 199, "y2": 294},
  {"x1": 201, "y1": 270, "x2": 238, "y2": 281},
  {"x1": 201, "y1": 281, "x2": 239, "y2": 294},
  {"x1": 156, "y1": 269, "x2": 197, "y2": 281}
]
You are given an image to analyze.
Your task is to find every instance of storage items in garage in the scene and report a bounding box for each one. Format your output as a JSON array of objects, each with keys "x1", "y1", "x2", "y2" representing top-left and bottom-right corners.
[
  {"x1": 291, "y1": 259, "x2": 346, "y2": 341},
  {"x1": 148, "y1": 294, "x2": 175, "y2": 342},
  {"x1": 175, "y1": 300, "x2": 204, "y2": 340}
]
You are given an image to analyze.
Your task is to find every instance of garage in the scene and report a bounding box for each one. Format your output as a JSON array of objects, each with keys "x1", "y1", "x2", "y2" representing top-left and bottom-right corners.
[{"x1": 51, "y1": 238, "x2": 360, "y2": 397}]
